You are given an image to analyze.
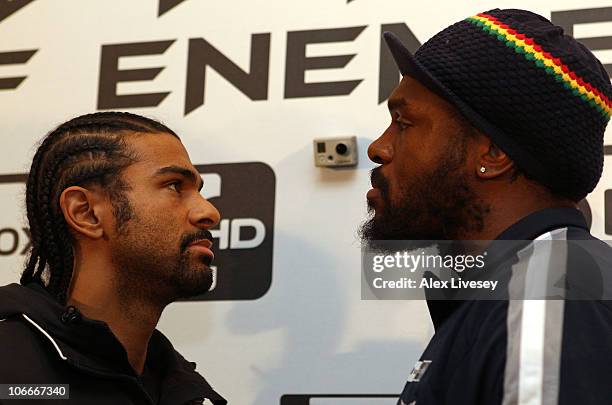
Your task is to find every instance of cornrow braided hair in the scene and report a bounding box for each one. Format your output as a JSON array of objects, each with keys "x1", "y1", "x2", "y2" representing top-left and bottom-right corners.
[{"x1": 20, "y1": 111, "x2": 178, "y2": 305}]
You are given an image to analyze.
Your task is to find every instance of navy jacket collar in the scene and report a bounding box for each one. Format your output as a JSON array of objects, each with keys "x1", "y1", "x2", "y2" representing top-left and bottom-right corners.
[
  {"x1": 494, "y1": 207, "x2": 588, "y2": 241},
  {"x1": 427, "y1": 207, "x2": 589, "y2": 330}
]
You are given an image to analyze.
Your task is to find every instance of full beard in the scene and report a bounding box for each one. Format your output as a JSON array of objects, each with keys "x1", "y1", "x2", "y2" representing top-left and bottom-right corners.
[{"x1": 359, "y1": 138, "x2": 489, "y2": 252}]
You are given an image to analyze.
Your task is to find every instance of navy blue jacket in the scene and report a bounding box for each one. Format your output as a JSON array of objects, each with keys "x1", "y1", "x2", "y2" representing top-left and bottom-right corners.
[{"x1": 398, "y1": 208, "x2": 612, "y2": 405}]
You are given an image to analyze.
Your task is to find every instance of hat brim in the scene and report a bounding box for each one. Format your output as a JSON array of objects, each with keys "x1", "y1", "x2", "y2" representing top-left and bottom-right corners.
[
  {"x1": 383, "y1": 31, "x2": 452, "y2": 103},
  {"x1": 383, "y1": 31, "x2": 494, "y2": 135}
]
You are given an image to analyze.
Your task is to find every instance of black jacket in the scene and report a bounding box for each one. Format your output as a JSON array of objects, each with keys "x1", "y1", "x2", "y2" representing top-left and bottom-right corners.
[
  {"x1": 398, "y1": 208, "x2": 612, "y2": 405},
  {"x1": 0, "y1": 282, "x2": 227, "y2": 405}
]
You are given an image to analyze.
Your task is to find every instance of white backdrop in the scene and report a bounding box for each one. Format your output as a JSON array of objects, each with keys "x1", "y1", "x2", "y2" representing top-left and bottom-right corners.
[{"x1": 1, "y1": 1, "x2": 611, "y2": 404}]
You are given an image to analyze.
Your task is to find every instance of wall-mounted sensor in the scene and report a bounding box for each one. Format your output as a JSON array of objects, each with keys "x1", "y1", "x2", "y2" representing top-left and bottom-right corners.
[{"x1": 313, "y1": 136, "x2": 358, "y2": 167}]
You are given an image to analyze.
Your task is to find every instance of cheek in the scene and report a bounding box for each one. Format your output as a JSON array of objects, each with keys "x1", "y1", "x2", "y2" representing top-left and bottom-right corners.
[
  {"x1": 388, "y1": 152, "x2": 417, "y2": 192},
  {"x1": 385, "y1": 171, "x2": 408, "y2": 207},
  {"x1": 132, "y1": 203, "x2": 184, "y2": 240}
]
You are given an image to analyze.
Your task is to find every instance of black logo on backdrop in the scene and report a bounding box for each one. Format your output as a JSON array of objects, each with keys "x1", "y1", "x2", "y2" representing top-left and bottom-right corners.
[
  {"x1": 190, "y1": 162, "x2": 275, "y2": 301},
  {"x1": 0, "y1": 0, "x2": 35, "y2": 23},
  {"x1": 158, "y1": 0, "x2": 188, "y2": 17},
  {"x1": 0, "y1": 0, "x2": 37, "y2": 91},
  {"x1": 94, "y1": 6, "x2": 612, "y2": 115},
  {"x1": 97, "y1": 26, "x2": 368, "y2": 115},
  {"x1": 0, "y1": 49, "x2": 38, "y2": 90},
  {"x1": 280, "y1": 394, "x2": 398, "y2": 404},
  {"x1": 0, "y1": 162, "x2": 275, "y2": 301},
  {"x1": 98, "y1": 40, "x2": 175, "y2": 109},
  {"x1": 1, "y1": 3, "x2": 611, "y2": 108}
]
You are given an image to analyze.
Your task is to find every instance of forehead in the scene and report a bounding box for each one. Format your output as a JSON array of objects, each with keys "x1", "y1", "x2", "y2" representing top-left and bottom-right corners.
[
  {"x1": 125, "y1": 132, "x2": 194, "y2": 171},
  {"x1": 388, "y1": 75, "x2": 456, "y2": 116}
]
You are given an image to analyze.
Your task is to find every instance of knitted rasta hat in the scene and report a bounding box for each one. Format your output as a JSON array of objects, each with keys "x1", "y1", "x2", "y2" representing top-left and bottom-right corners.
[{"x1": 384, "y1": 9, "x2": 612, "y2": 201}]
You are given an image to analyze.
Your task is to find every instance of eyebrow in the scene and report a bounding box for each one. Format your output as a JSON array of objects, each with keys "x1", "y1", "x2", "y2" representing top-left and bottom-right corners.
[
  {"x1": 387, "y1": 97, "x2": 407, "y2": 112},
  {"x1": 155, "y1": 165, "x2": 204, "y2": 192}
]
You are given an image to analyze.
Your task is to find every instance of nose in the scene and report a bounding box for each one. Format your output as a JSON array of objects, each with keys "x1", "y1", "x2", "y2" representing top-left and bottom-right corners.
[
  {"x1": 367, "y1": 130, "x2": 393, "y2": 165},
  {"x1": 190, "y1": 194, "x2": 221, "y2": 229}
]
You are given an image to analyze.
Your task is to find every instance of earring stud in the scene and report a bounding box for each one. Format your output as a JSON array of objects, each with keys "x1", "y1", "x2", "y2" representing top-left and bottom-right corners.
[{"x1": 480, "y1": 166, "x2": 486, "y2": 173}]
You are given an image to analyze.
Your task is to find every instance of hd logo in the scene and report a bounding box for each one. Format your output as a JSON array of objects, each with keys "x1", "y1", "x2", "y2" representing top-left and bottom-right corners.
[
  {"x1": 0, "y1": 162, "x2": 275, "y2": 301},
  {"x1": 194, "y1": 162, "x2": 275, "y2": 301}
]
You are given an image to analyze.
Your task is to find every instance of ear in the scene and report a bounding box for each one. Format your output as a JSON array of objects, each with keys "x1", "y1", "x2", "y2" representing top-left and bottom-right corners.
[
  {"x1": 476, "y1": 139, "x2": 514, "y2": 179},
  {"x1": 59, "y1": 186, "x2": 107, "y2": 239}
]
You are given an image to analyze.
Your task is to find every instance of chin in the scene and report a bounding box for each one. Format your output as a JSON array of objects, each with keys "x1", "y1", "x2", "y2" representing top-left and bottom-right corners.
[{"x1": 172, "y1": 263, "x2": 214, "y2": 299}]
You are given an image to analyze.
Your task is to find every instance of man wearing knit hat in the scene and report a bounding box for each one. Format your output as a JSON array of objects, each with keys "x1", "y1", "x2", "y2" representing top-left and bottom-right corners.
[{"x1": 361, "y1": 8, "x2": 612, "y2": 405}]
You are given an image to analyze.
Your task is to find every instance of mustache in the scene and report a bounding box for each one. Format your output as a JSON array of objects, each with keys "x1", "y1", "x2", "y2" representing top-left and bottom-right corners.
[
  {"x1": 180, "y1": 229, "x2": 214, "y2": 252},
  {"x1": 370, "y1": 167, "x2": 389, "y2": 197}
]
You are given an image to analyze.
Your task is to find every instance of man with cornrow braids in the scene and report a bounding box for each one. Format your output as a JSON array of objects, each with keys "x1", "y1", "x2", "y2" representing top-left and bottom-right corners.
[{"x1": 0, "y1": 112, "x2": 227, "y2": 404}]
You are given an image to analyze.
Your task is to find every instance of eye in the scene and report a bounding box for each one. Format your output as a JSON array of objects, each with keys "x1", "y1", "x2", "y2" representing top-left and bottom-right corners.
[
  {"x1": 168, "y1": 181, "x2": 182, "y2": 193},
  {"x1": 393, "y1": 112, "x2": 412, "y2": 131},
  {"x1": 395, "y1": 118, "x2": 412, "y2": 131}
]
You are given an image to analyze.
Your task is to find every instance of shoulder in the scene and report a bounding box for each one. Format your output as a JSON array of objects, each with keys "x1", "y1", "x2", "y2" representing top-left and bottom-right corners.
[
  {"x1": 0, "y1": 315, "x2": 45, "y2": 349},
  {"x1": 0, "y1": 316, "x2": 68, "y2": 383}
]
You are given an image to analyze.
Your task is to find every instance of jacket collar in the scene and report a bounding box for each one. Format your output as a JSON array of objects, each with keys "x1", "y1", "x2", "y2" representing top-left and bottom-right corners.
[
  {"x1": 494, "y1": 207, "x2": 587, "y2": 241},
  {"x1": 427, "y1": 207, "x2": 589, "y2": 330}
]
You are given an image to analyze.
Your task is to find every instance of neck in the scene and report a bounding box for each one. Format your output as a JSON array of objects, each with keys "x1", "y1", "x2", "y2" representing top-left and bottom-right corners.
[
  {"x1": 458, "y1": 188, "x2": 578, "y2": 242},
  {"x1": 66, "y1": 248, "x2": 165, "y2": 375}
]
